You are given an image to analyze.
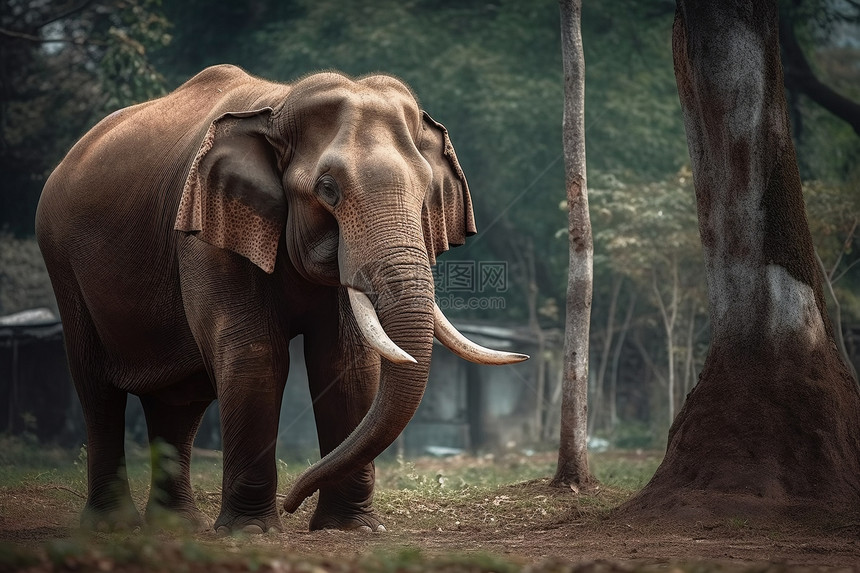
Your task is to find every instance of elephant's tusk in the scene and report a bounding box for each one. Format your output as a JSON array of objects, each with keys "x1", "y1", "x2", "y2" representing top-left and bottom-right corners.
[
  {"x1": 347, "y1": 287, "x2": 418, "y2": 364},
  {"x1": 433, "y1": 304, "x2": 530, "y2": 365}
]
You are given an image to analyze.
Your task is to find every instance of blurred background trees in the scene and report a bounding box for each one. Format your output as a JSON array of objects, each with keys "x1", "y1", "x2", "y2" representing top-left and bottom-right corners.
[{"x1": 2, "y1": 0, "x2": 858, "y2": 446}]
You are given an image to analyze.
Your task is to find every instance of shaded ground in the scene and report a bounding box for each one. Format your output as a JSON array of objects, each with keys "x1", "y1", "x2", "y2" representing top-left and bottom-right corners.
[{"x1": 1, "y1": 451, "x2": 859, "y2": 571}]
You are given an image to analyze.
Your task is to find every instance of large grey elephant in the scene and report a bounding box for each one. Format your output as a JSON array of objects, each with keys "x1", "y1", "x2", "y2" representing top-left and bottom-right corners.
[{"x1": 36, "y1": 65, "x2": 526, "y2": 534}]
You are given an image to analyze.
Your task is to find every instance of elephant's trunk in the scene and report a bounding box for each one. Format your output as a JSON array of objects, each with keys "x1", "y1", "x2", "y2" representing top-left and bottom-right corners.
[{"x1": 282, "y1": 256, "x2": 435, "y2": 513}]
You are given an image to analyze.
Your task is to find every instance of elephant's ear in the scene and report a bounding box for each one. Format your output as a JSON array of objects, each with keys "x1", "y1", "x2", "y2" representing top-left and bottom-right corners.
[
  {"x1": 417, "y1": 111, "x2": 477, "y2": 264},
  {"x1": 175, "y1": 108, "x2": 286, "y2": 274}
]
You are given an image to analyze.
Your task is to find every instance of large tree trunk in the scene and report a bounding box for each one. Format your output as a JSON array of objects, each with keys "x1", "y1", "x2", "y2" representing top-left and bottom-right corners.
[
  {"x1": 621, "y1": 0, "x2": 860, "y2": 522},
  {"x1": 552, "y1": 0, "x2": 595, "y2": 489}
]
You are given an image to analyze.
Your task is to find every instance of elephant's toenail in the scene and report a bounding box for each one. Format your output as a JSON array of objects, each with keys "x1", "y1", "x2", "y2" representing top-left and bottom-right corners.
[
  {"x1": 242, "y1": 524, "x2": 264, "y2": 534},
  {"x1": 375, "y1": 524, "x2": 386, "y2": 532},
  {"x1": 357, "y1": 525, "x2": 373, "y2": 533}
]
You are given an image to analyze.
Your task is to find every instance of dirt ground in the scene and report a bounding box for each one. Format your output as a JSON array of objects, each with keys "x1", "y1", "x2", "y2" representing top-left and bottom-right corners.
[{"x1": 1, "y1": 453, "x2": 859, "y2": 571}]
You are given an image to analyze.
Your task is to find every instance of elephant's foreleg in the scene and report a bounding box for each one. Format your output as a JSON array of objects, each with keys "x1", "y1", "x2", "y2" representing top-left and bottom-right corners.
[
  {"x1": 304, "y1": 295, "x2": 384, "y2": 531},
  {"x1": 178, "y1": 236, "x2": 288, "y2": 534},
  {"x1": 214, "y1": 373, "x2": 286, "y2": 534},
  {"x1": 141, "y1": 393, "x2": 211, "y2": 530}
]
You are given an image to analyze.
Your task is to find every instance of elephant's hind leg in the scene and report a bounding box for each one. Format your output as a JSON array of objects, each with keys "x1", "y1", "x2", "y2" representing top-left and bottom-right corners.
[
  {"x1": 141, "y1": 393, "x2": 212, "y2": 531},
  {"x1": 59, "y1": 296, "x2": 141, "y2": 531},
  {"x1": 77, "y1": 385, "x2": 142, "y2": 530}
]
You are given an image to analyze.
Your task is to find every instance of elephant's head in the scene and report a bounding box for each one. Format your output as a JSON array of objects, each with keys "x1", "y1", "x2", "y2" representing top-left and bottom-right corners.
[{"x1": 175, "y1": 72, "x2": 527, "y2": 511}]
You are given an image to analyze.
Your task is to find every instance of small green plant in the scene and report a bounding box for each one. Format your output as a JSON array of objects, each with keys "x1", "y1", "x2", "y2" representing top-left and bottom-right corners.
[
  {"x1": 45, "y1": 538, "x2": 88, "y2": 567},
  {"x1": 149, "y1": 439, "x2": 180, "y2": 506},
  {"x1": 361, "y1": 547, "x2": 427, "y2": 573},
  {"x1": 74, "y1": 444, "x2": 88, "y2": 475},
  {"x1": 361, "y1": 547, "x2": 520, "y2": 573},
  {"x1": 0, "y1": 541, "x2": 40, "y2": 570}
]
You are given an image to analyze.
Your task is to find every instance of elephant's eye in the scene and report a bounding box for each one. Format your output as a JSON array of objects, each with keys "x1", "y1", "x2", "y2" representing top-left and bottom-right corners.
[{"x1": 316, "y1": 176, "x2": 341, "y2": 208}]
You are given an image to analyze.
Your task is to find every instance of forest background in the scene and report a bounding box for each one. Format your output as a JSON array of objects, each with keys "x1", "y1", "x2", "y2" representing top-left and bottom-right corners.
[{"x1": 2, "y1": 0, "x2": 859, "y2": 447}]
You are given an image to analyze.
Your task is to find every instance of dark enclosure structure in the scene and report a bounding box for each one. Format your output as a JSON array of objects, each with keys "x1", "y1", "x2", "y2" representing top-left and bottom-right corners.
[{"x1": 0, "y1": 309, "x2": 78, "y2": 442}]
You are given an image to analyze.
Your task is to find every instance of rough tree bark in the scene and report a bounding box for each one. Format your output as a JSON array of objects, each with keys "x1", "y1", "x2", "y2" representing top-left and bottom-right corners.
[
  {"x1": 552, "y1": 0, "x2": 595, "y2": 489},
  {"x1": 621, "y1": 0, "x2": 860, "y2": 521}
]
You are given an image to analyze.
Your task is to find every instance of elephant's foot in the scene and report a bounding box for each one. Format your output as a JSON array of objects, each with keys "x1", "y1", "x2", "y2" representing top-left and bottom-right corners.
[
  {"x1": 145, "y1": 503, "x2": 212, "y2": 532},
  {"x1": 309, "y1": 500, "x2": 386, "y2": 532},
  {"x1": 213, "y1": 510, "x2": 282, "y2": 535},
  {"x1": 309, "y1": 465, "x2": 384, "y2": 532},
  {"x1": 80, "y1": 501, "x2": 142, "y2": 532}
]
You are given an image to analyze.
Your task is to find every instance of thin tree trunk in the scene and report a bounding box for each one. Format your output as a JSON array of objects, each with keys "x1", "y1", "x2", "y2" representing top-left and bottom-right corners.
[
  {"x1": 553, "y1": 0, "x2": 594, "y2": 489},
  {"x1": 543, "y1": 354, "x2": 566, "y2": 442},
  {"x1": 815, "y1": 250, "x2": 858, "y2": 383},
  {"x1": 682, "y1": 297, "x2": 697, "y2": 397},
  {"x1": 633, "y1": 331, "x2": 667, "y2": 388},
  {"x1": 588, "y1": 276, "x2": 621, "y2": 436},
  {"x1": 526, "y1": 243, "x2": 548, "y2": 440},
  {"x1": 609, "y1": 292, "x2": 636, "y2": 431},
  {"x1": 826, "y1": 219, "x2": 856, "y2": 282},
  {"x1": 652, "y1": 260, "x2": 679, "y2": 423},
  {"x1": 510, "y1": 238, "x2": 548, "y2": 441}
]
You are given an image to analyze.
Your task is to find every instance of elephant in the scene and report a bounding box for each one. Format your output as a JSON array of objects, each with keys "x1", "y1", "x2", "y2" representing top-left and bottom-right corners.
[{"x1": 36, "y1": 64, "x2": 527, "y2": 534}]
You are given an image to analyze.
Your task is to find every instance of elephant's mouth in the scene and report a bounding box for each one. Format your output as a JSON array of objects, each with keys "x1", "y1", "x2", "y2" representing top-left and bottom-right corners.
[{"x1": 346, "y1": 287, "x2": 528, "y2": 365}]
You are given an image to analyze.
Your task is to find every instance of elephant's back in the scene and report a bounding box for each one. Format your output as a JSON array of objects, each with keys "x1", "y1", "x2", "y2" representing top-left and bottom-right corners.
[
  {"x1": 36, "y1": 67, "x2": 277, "y2": 364},
  {"x1": 38, "y1": 65, "x2": 283, "y2": 254}
]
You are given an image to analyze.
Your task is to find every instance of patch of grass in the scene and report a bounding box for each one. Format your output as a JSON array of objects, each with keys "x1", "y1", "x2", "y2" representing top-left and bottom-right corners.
[
  {"x1": 361, "y1": 547, "x2": 520, "y2": 573},
  {"x1": 0, "y1": 436, "x2": 662, "y2": 559},
  {"x1": 590, "y1": 452, "x2": 662, "y2": 490},
  {"x1": 3, "y1": 536, "x2": 530, "y2": 573},
  {"x1": 362, "y1": 451, "x2": 661, "y2": 532},
  {"x1": 4, "y1": 533, "x2": 303, "y2": 572},
  {"x1": 0, "y1": 434, "x2": 78, "y2": 484}
]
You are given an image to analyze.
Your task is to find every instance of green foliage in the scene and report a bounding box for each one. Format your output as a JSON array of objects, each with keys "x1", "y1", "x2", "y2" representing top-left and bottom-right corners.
[
  {"x1": 599, "y1": 421, "x2": 660, "y2": 452},
  {"x1": 233, "y1": 0, "x2": 569, "y2": 320},
  {"x1": 0, "y1": 433, "x2": 72, "y2": 468},
  {"x1": 582, "y1": 0, "x2": 688, "y2": 181},
  {"x1": 97, "y1": 0, "x2": 172, "y2": 110},
  {"x1": 590, "y1": 168, "x2": 702, "y2": 284},
  {"x1": 0, "y1": 0, "x2": 170, "y2": 234},
  {"x1": 780, "y1": 0, "x2": 860, "y2": 182},
  {"x1": 587, "y1": 168, "x2": 709, "y2": 427}
]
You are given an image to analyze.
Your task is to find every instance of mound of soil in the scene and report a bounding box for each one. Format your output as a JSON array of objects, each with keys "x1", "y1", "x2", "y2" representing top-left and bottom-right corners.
[{"x1": 618, "y1": 344, "x2": 860, "y2": 528}]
